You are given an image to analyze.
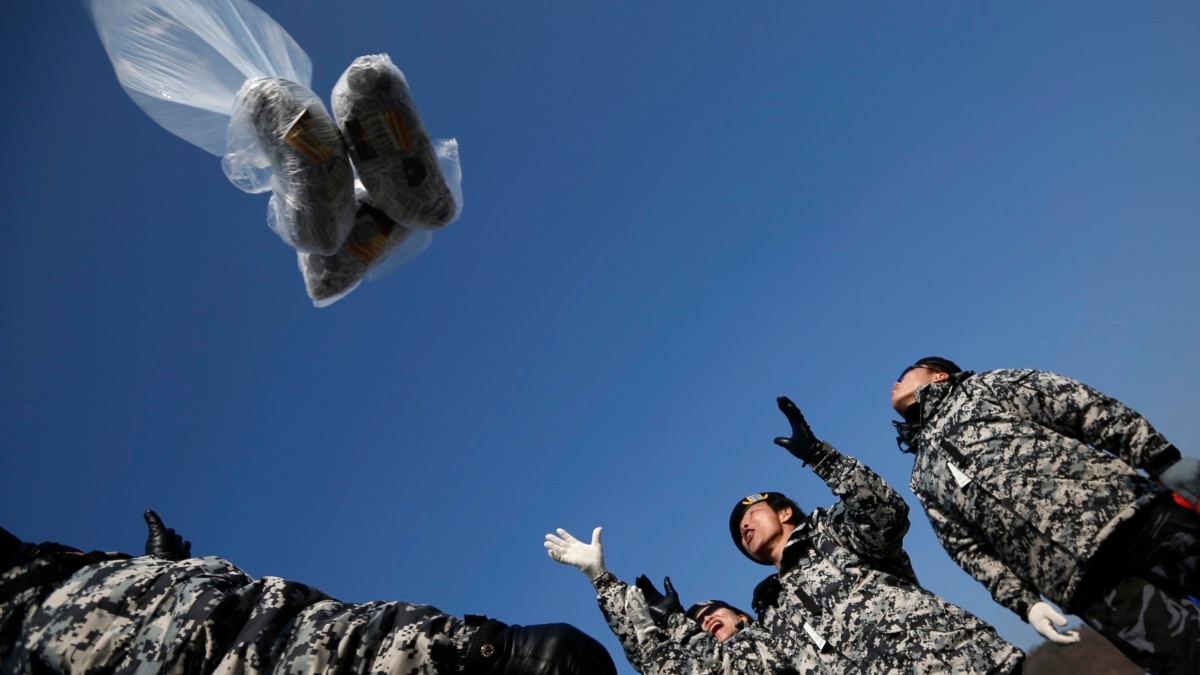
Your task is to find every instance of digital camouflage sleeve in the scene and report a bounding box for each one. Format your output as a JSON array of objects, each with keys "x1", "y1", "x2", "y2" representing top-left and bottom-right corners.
[
  {"x1": 0, "y1": 551, "x2": 477, "y2": 674},
  {"x1": 590, "y1": 571, "x2": 814, "y2": 675}
]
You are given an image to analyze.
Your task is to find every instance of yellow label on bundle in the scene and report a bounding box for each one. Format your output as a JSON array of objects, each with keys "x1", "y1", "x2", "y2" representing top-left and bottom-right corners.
[
  {"x1": 378, "y1": 109, "x2": 414, "y2": 152},
  {"x1": 345, "y1": 233, "x2": 389, "y2": 263},
  {"x1": 284, "y1": 111, "x2": 338, "y2": 164},
  {"x1": 344, "y1": 204, "x2": 398, "y2": 262}
]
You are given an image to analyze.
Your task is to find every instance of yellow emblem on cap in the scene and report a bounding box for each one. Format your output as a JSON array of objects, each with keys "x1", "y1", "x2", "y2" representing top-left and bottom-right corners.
[{"x1": 741, "y1": 493, "x2": 769, "y2": 506}]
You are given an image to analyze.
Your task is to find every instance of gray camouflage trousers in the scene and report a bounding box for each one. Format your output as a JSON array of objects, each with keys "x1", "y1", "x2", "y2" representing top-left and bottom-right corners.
[{"x1": 1074, "y1": 499, "x2": 1200, "y2": 675}]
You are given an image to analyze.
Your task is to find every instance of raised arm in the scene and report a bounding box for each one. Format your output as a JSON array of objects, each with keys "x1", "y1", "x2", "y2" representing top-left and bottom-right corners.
[{"x1": 774, "y1": 396, "x2": 909, "y2": 561}]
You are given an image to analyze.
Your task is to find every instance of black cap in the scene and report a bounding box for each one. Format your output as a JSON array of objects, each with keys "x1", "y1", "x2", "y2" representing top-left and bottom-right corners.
[
  {"x1": 686, "y1": 600, "x2": 750, "y2": 623},
  {"x1": 729, "y1": 492, "x2": 798, "y2": 565},
  {"x1": 897, "y1": 356, "x2": 962, "y2": 381}
]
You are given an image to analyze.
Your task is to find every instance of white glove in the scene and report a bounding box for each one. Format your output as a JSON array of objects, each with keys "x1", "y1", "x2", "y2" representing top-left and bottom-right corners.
[
  {"x1": 545, "y1": 527, "x2": 607, "y2": 581},
  {"x1": 1027, "y1": 601, "x2": 1080, "y2": 644},
  {"x1": 1156, "y1": 455, "x2": 1200, "y2": 504},
  {"x1": 625, "y1": 585, "x2": 662, "y2": 644}
]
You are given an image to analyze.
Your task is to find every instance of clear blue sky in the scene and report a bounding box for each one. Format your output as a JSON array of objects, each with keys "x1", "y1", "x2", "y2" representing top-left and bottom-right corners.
[{"x1": 2, "y1": 1, "x2": 1198, "y2": 671}]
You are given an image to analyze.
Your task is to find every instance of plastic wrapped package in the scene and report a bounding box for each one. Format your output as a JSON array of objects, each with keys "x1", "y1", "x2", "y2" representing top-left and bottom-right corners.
[
  {"x1": 225, "y1": 77, "x2": 355, "y2": 254},
  {"x1": 297, "y1": 138, "x2": 459, "y2": 307},
  {"x1": 84, "y1": 0, "x2": 353, "y2": 254},
  {"x1": 332, "y1": 54, "x2": 462, "y2": 229},
  {"x1": 298, "y1": 181, "x2": 433, "y2": 307}
]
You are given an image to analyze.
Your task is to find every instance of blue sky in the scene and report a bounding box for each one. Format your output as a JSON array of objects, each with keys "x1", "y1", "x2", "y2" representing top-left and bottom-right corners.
[{"x1": 2, "y1": 0, "x2": 1198, "y2": 670}]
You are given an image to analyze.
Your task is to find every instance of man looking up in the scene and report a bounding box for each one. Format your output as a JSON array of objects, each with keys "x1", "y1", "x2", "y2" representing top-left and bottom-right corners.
[
  {"x1": 732, "y1": 396, "x2": 1024, "y2": 674},
  {"x1": 891, "y1": 356, "x2": 1200, "y2": 674},
  {"x1": 685, "y1": 600, "x2": 754, "y2": 644},
  {"x1": 545, "y1": 526, "x2": 818, "y2": 674}
]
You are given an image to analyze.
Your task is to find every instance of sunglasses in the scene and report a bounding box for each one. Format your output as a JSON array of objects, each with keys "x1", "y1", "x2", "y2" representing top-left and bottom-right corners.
[{"x1": 896, "y1": 364, "x2": 936, "y2": 382}]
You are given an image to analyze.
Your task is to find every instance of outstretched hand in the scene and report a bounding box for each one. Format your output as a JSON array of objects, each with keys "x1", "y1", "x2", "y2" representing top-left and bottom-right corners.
[
  {"x1": 545, "y1": 527, "x2": 606, "y2": 581},
  {"x1": 143, "y1": 510, "x2": 191, "y2": 561},
  {"x1": 774, "y1": 396, "x2": 823, "y2": 465},
  {"x1": 624, "y1": 586, "x2": 662, "y2": 644},
  {"x1": 1027, "y1": 601, "x2": 1081, "y2": 645},
  {"x1": 634, "y1": 575, "x2": 683, "y2": 626}
]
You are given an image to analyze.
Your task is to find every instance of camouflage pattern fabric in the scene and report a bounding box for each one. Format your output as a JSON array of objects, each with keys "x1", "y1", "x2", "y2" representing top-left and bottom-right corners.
[
  {"x1": 0, "y1": 552, "x2": 473, "y2": 674},
  {"x1": 589, "y1": 571, "x2": 816, "y2": 675},
  {"x1": 905, "y1": 369, "x2": 1177, "y2": 616},
  {"x1": 754, "y1": 445, "x2": 1023, "y2": 675}
]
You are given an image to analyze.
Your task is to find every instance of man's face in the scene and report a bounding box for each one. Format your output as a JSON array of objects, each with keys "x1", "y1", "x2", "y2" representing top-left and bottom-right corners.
[
  {"x1": 891, "y1": 364, "x2": 943, "y2": 414},
  {"x1": 739, "y1": 502, "x2": 791, "y2": 564},
  {"x1": 698, "y1": 607, "x2": 749, "y2": 642}
]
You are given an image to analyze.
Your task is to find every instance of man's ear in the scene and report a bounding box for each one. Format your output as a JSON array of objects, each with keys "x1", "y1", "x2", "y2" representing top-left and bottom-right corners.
[
  {"x1": 932, "y1": 372, "x2": 950, "y2": 383},
  {"x1": 776, "y1": 506, "x2": 793, "y2": 524}
]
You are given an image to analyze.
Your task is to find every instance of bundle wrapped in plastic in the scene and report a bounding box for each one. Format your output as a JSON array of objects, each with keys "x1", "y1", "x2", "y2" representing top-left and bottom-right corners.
[
  {"x1": 298, "y1": 183, "x2": 432, "y2": 307},
  {"x1": 225, "y1": 77, "x2": 355, "y2": 255},
  {"x1": 83, "y1": 0, "x2": 355, "y2": 254},
  {"x1": 333, "y1": 54, "x2": 462, "y2": 229},
  {"x1": 297, "y1": 139, "x2": 461, "y2": 307}
]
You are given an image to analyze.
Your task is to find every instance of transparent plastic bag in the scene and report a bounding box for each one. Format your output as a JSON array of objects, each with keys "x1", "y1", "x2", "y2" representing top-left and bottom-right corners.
[
  {"x1": 83, "y1": 0, "x2": 355, "y2": 254},
  {"x1": 332, "y1": 54, "x2": 462, "y2": 230}
]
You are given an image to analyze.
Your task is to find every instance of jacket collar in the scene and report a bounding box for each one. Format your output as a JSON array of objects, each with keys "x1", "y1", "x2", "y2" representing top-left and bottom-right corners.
[
  {"x1": 779, "y1": 518, "x2": 813, "y2": 572},
  {"x1": 894, "y1": 371, "x2": 975, "y2": 453}
]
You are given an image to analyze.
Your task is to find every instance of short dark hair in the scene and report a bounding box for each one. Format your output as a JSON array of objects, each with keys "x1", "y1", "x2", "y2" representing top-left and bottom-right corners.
[
  {"x1": 913, "y1": 356, "x2": 961, "y2": 374},
  {"x1": 897, "y1": 356, "x2": 962, "y2": 382},
  {"x1": 729, "y1": 492, "x2": 802, "y2": 565}
]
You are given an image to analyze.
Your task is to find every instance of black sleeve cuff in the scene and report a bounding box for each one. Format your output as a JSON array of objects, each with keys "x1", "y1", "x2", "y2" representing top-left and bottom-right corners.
[
  {"x1": 1144, "y1": 445, "x2": 1182, "y2": 477},
  {"x1": 1014, "y1": 600, "x2": 1031, "y2": 622}
]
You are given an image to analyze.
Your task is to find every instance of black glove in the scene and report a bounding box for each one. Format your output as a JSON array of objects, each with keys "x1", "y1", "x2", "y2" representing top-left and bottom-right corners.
[
  {"x1": 464, "y1": 620, "x2": 617, "y2": 675},
  {"x1": 143, "y1": 510, "x2": 192, "y2": 561},
  {"x1": 773, "y1": 396, "x2": 826, "y2": 465},
  {"x1": 634, "y1": 575, "x2": 683, "y2": 627}
]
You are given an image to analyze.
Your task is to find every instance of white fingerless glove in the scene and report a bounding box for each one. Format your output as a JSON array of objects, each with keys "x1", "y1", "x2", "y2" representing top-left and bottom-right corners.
[
  {"x1": 1027, "y1": 601, "x2": 1081, "y2": 644},
  {"x1": 545, "y1": 527, "x2": 607, "y2": 581}
]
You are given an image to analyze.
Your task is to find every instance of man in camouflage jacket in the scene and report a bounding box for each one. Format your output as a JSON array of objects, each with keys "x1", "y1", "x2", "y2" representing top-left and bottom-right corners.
[
  {"x1": 891, "y1": 356, "x2": 1200, "y2": 674},
  {"x1": 545, "y1": 526, "x2": 819, "y2": 674},
  {"x1": 729, "y1": 396, "x2": 1024, "y2": 674},
  {"x1": 0, "y1": 514, "x2": 616, "y2": 675}
]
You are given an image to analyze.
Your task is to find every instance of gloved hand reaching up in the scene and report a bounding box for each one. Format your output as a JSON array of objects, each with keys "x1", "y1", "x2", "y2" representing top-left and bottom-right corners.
[
  {"x1": 634, "y1": 575, "x2": 683, "y2": 627},
  {"x1": 774, "y1": 396, "x2": 829, "y2": 466},
  {"x1": 545, "y1": 527, "x2": 606, "y2": 581},
  {"x1": 1027, "y1": 601, "x2": 1080, "y2": 644},
  {"x1": 143, "y1": 510, "x2": 191, "y2": 561}
]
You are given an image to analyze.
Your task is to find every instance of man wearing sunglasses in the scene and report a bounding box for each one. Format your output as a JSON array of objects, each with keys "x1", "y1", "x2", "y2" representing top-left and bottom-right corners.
[{"x1": 891, "y1": 356, "x2": 1200, "y2": 673}]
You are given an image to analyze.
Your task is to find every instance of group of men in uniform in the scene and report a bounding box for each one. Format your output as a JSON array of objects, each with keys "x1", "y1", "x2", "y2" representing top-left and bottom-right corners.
[
  {"x1": 3, "y1": 357, "x2": 1199, "y2": 674},
  {"x1": 546, "y1": 357, "x2": 1200, "y2": 675}
]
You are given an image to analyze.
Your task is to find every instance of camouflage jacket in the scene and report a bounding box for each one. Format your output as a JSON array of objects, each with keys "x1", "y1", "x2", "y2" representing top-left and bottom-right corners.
[
  {"x1": 0, "y1": 551, "x2": 475, "y2": 674},
  {"x1": 754, "y1": 445, "x2": 1023, "y2": 675},
  {"x1": 905, "y1": 369, "x2": 1177, "y2": 615},
  {"x1": 590, "y1": 571, "x2": 816, "y2": 675}
]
